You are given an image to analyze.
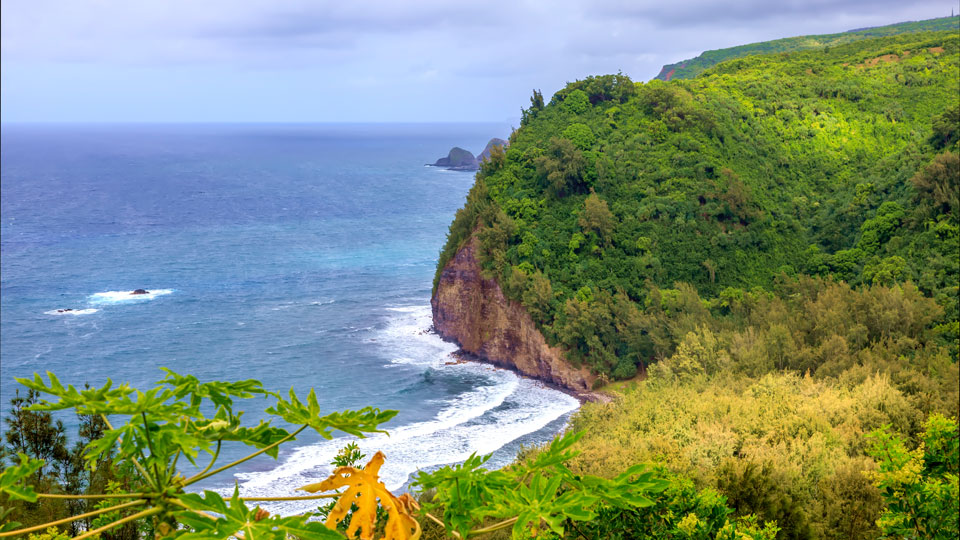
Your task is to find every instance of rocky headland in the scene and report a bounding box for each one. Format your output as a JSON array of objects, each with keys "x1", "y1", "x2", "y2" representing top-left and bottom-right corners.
[{"x1": 431, "y1": 235, "x2": 597, "y2": 396}]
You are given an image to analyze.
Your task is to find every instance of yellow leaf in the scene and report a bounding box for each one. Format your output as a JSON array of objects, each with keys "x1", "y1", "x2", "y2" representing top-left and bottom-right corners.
[{"x1": 300, "y1": 451, "x2": 421, "y2": 540}]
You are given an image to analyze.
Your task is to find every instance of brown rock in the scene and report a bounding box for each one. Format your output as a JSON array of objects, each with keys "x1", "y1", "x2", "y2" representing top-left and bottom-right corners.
[
  {"x1": 131, "y1": 289, "x2": 149, "y2": 295},
  {"x1": 431, "y1": 236, "x2": 595, "y2": 392}
]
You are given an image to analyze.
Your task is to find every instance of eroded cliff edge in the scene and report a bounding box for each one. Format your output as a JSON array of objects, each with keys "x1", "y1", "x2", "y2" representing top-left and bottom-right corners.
[{"x1": 431, "y1": 236, "x2": 595, "y2": 393}]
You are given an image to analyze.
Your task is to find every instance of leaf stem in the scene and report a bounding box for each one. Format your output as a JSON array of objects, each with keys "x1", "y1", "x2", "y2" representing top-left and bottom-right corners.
[
  {"x1": 72, "y1": 506, "x2": 163, "y2": 540},
  {"x1": 142, "y1": 412, "x2": 164, "y2": 485},
  {"x1": 423, "y1": 512, "x2": 463, "y2": 539},
  {"x1": 240, "y1": 494, "x2": 339, "y2": 502},
  {"x1": 467, "y1": 516, "x2": 519, "y2": 536},
  {"x1": 182, "y1": 425, "x2": 307, "y2": 487},
  {"x1": 102, "y1": 413, "x2": 158, "y2": 491},
  {"x1": 37, "y1": 492, "x2": 152, "y2": 499},
  {"x1": 0, "y1": 499, "x2": 147, "y2": 537},
  {"x1": 182, "y1": 440, "x2": 221, "y2": 487},
  {"x1": 169, "y1": 448, "x2": 182, "y2": 478},
  {"x1": 169, "y1": 497, "x2": 217, "y2": 519}
]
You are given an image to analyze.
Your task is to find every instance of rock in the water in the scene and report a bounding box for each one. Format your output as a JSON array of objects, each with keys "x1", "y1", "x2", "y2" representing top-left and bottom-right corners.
[
  {"x1": 131, "y1": 289, "x2": 149, "y2": 295},
  {"x1": 477, "y1": 138, "x2": 508, "y2": 162},
  {"x1": 430, "y1": 147, "x2": 479, "y2": 171}
]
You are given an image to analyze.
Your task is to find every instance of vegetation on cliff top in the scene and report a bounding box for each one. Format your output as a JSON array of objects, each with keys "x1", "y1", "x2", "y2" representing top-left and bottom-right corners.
[
  {"x1": 433, "y1": 29, "x2": 959, "y2": 538},
  {"x1": 437, "y1": 30, "x2": 959, "y2": 380},
  {"x1": 655, "y1": 15, "x2": 959, "y2": 81}
]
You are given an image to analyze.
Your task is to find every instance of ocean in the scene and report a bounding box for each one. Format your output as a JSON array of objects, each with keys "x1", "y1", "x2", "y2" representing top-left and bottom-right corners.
[{"x1": 0, "y1": 123, "x2": 579, "y2": 512}]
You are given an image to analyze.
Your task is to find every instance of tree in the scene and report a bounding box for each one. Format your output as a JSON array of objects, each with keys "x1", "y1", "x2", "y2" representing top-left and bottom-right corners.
[
  {"x1": 562, "y1": 123, "x2": 596, "y2": 151},
  {"x1": 521, "y1": 89, "x2": 545, "y2": 126},
  {"x1": 2, "y1": 389, "x2": 70, "y2": 531},
  {"x1": 535, "y1": 137, "x2": 588, "y2": 198},
  {"x1": 578, "y1": 192, "x2": 616, "y2": 246},
  {"x1": 866, "y1": 415, "x2": 959, "y2": 540},
  {"x1": 530, "y1": 88, "x2": 544, "y2": 111},
  {"x1": 929, "y1": 105, "x2": 959, "y2": 149},
  {"x1": 3, "y1": 390, "x2": 68, "y2": 484},
  {"x1": 563, "y1": 89, "x2": 590, "y2": 115},
  {"x1": 911, "y1": 152, "x2": 959, "y2": 219}
]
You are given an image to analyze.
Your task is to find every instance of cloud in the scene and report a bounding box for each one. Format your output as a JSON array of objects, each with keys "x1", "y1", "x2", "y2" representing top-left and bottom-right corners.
[
  {"x1": 0, "y1": 0, "x2": 505, "y2": 64},
  {"x1": 592, "y1": 0, "x2": 952, "y2": 27},
  {"x1": 0, "y1": 0, "x2": 953, "y2": 121}
]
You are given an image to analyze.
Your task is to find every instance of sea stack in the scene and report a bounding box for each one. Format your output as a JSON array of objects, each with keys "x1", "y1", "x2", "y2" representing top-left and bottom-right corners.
[
  {"x1": 430, "y1": 147, "x2": 479, "y2": 171},
  {"x1": 477, "y1": 138, "x2": 508, "y2": 162}
]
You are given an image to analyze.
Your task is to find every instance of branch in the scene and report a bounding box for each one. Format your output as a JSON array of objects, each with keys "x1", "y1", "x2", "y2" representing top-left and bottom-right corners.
[
  {"x1": 568, "y1": 517, "x2": 590, "y2": 539},
  {"x1": 182, "y1": 425, "x2": 307, "y2": 487},
  {"x1": 0, "y1": 499, "x2": 147, "y2": 538},
  {"x1": 72, "y1": 506, "x2": 163, "y2": 540}
]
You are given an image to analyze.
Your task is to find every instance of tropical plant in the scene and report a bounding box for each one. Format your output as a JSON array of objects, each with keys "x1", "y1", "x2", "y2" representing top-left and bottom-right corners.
[
  {"x1": 866, "y1": 414, "x2": 959, "y2": 539},
  {"x1": 0, "y1": 370, "x2": 739, "y2": 539}
]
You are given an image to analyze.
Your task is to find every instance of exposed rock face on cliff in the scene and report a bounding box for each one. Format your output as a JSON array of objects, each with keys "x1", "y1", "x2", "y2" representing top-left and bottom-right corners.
[{"x1": 432, "y1": 236, "x2": 595, "y2": 393}]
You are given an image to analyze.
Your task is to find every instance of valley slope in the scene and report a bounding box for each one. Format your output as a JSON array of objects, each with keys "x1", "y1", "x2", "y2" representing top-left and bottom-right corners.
[
  {"x1": 434, "y1": 29, "x2": 958, "y2": 383},
  {"x1": 655, "y1": 15, "x2": 959, "y2": 81}
]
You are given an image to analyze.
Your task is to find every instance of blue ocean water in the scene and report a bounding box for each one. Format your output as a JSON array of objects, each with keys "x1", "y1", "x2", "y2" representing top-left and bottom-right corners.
[{"x1": 0, "y1": 123, "x2": 578, "y2": 511}]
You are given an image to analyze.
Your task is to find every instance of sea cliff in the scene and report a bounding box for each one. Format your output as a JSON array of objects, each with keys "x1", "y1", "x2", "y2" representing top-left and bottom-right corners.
[{"x1": 431, "y1": 235, "x2": 595, "y2": 394}]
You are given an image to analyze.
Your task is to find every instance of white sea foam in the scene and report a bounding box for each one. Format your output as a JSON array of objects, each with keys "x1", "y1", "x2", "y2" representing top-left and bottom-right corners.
[
  {"x1": 45, "y1": 308, "x2": 99, "y2": 316},
  {"x1": 88, "y1": 289, "x2": 173, "y2": 304},
  {"x1": 270, "y1": 299, "x2": 335, "y2": 311},
  {"x1": 230, "y1": 304, "x2": 580, "y2": 514}
]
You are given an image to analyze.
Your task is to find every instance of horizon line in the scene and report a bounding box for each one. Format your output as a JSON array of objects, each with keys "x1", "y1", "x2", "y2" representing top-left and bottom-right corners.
[{"x1": 1, "y1": 120, "x2": 517, "y2": 125}]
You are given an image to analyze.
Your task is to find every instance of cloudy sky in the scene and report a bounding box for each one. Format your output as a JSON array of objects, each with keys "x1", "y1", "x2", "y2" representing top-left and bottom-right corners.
[{"x1": 1, "y1": 0, "x2": 955, "y2": 122}]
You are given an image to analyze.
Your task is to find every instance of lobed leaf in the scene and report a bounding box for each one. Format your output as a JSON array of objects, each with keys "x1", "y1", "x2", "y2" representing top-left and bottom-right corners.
[
  {"x1": 266, "y1": 389, "x2": 397, "y2": 438},
  {"x1": 175, "y1": 488, "x2": 345, "y2": 539},
  {"x1": 0, "y1": 454, "x2": 43, "y2": 502},
  {"x1": 159, "y1": 368, "x2": 277, "y2": 411},
  {"x1": 300, "y1": 451, "x2": 420, "y2": 540}
]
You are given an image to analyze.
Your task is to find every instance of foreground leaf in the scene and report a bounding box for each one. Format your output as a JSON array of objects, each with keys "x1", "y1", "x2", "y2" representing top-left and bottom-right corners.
[
  {"x1": 0, "y1": 454, "x2": 43, "y2": 502},
  {"x1": 300, "y1": 451, "x2": 420, "y2": 540},
  {"x1": 175, "y1": 488, "x2": 344, "y2": 540}
]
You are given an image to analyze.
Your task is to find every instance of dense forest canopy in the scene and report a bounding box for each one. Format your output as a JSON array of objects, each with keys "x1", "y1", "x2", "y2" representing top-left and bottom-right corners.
[
  {"x1": 429, "y1": 30, "x2": 960, "y2": 538},
  {"x1": 437, "y1": 30, "x2": 959, "y2": 382},
  {"x1": 655, "y1": 15, "x2": 959, "y2": 81}
]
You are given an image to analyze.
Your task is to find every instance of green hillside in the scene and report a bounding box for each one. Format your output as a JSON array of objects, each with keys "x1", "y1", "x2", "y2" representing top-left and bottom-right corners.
[
  {"x1": 655, "y1": 15, "x2": 959, "y2": 81},
  {"x1": 433, "y1": 29, "x2": 959, "y2": 539},
  {"x1": 437, "y1": 30, "x2": 959, "y2": 379}
]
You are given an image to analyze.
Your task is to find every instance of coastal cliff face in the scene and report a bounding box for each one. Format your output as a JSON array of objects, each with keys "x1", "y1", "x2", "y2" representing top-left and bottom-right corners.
[{"x1": 431, "y1": 236, "x2": 595, "y2": 392}]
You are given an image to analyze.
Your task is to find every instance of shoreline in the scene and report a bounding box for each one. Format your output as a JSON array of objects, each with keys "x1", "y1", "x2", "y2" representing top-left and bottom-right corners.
[{"x1": 437, "y1": 334, "x2": 612, "y2": 405}]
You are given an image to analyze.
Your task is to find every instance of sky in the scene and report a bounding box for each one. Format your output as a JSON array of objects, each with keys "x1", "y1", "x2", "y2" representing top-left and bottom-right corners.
[{"x1": 1, "y1": 0, "x2": 956, "y2": 123}]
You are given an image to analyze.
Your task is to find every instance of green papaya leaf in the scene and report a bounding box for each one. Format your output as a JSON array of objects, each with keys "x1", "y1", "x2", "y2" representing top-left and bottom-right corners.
[{"x1": 0, "y1": 454, "x2": 43, "y2": 502}]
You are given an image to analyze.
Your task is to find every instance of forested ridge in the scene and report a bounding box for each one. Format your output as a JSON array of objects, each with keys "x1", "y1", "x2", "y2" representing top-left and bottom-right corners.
[
  {"x1": 434, "y1": 29, "x2": 959, "y2": 538},
  {"x1": 437, "y1": 29, "x2": 958, "y2": 381},
  {"x1": 655, "y1": 15, "x2": 959, "y2": 81}
]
